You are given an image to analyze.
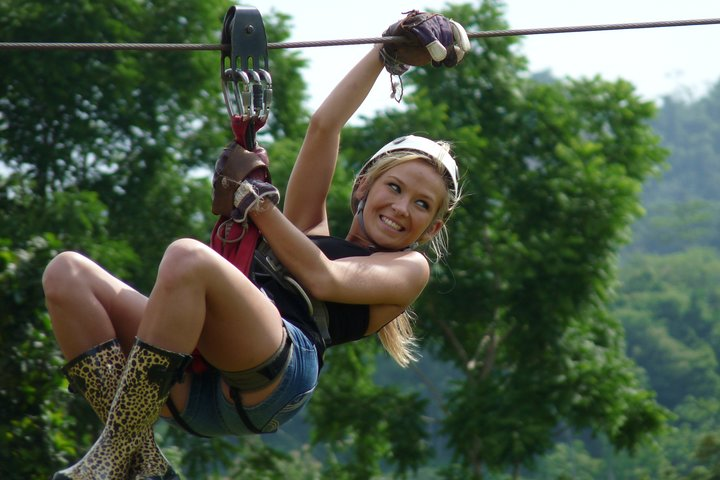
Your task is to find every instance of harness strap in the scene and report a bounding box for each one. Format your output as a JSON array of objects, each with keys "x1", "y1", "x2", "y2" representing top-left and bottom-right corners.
[
  {"x1": 165, "y1": 397, "x2": 210, "y2": 438},
  {"x1": 229, "y1": 387, "x2": 263, "y2": 434},
  {"x1": 221, "y1": 329, "x2": 293, "y2": 392},
  {"x1": 309, "y1": 297, "x2": 331, "y2": 348},
  {"x1": 253, "y1": 239, "x2": 333, "y2": 347},
  {"x1": 223, "y1": 330, "x2": 293, "y2": 434}
]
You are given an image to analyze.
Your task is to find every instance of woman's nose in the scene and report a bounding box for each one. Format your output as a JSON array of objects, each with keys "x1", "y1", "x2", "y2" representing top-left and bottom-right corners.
[{"x1": 392, "y1": 198, "x2": 410, "y2": 216}]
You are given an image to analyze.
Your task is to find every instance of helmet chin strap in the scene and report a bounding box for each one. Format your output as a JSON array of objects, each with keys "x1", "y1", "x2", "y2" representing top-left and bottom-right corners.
[
  {"x1": 355, "y1": 198, "x2": 374, "y2": 246},
  {"x1": 355, "y1": 198, "x2": 419, "y2": 252}
]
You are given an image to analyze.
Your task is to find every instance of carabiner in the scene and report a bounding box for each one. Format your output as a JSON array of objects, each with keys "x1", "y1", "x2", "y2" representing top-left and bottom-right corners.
[{"x1": 220, "y1": 6, "x2": 271, "y2": 149}]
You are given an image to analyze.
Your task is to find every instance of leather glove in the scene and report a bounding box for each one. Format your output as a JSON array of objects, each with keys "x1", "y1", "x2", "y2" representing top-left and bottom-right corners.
[
  {"x1": 380, "y1": 10, "x2": 471, "y2": 75},
  {"x1": 230, "y1": 178, "x2": 280, "y2": 224},
  {"x1": 212, "y1": 142, "x2": 269, "y2": 217}
]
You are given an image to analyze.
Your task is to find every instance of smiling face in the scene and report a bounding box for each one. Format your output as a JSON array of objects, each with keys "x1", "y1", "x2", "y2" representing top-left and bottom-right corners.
[{"x1": 350, "y1": 159, "x2": 448, "y2": 251}]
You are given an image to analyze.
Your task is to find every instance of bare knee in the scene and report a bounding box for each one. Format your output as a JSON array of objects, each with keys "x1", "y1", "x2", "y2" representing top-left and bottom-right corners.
[
  {"x1": 42, "y1": 251, "x2": 92, "y2": 304},
  {"x1": 156, "y1": 239, "x2": 213, "y2": 290}
]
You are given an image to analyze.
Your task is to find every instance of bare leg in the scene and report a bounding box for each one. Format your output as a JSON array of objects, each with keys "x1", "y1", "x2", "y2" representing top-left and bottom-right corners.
[
  {"x1": 49, "y1": 239, "x2": 291, "y2": 478},
  {"x1": 138, "y1": 238, "x2": 284, "y2": 371},
  {"x1": 42, "y1": 251, "x2": 147, "y2": 358},
  {"x1": 45, "y1": 239, "x2": 286, "y2": 413},
  {"x1": 44, "y1": 252, "x2": 179, "y2": 479}
]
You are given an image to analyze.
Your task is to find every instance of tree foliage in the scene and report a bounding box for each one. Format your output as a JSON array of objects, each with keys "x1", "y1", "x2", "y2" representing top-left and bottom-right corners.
[
  {"x1": 431, "y1": 1, "x2": 667, "y2": 476},
  {"x1": 328, "y1": 1, "x2": 670, "y2": 477},
  {"x1": 0, "y1": 0, "x2": 683, "y2": 478},
  {"x1": 629, "y1": 80, "x2": 720, "y2": 256},
  {"x1": 617, "y1": 248, "x2": 720, "y2": 409},
  {"x1": 591, "y1": 76, "x2": 720, "y2": 479},
  {"x1": 0, "y1": 0, "x2": 307, "y2": 477},
  {"x1": 0, "y1": 235, "x2": 66, "y2": 479}
]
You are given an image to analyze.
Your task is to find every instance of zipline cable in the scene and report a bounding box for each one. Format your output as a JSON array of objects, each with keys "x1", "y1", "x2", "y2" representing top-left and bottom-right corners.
[{"x1": 0, "y1": 17, "x2": 719, "y2": 51}]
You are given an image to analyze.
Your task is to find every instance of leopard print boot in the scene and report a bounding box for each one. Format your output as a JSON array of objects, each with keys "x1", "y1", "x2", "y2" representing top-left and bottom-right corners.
[
  {"x1": 130, "y1": 432, "x2": 181, "y2": 480},
  {"x1": 62, "y1": 339, "x2": 126, "y2": 425},
  {"x1": 53, "y1": 338, "x2": 191, "y2": 480},
  {"x1": 62, "y1": 339, "x2": 181, "y2": 480}
]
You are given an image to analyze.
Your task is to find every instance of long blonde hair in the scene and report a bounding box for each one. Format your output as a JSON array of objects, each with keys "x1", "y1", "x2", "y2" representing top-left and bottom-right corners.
[
  {"x1": 378, "y1": 310, "x2": 419, "y2": 367},
  {"x1": 354, "y1": 148, "x2": 462, "y2": 366}
]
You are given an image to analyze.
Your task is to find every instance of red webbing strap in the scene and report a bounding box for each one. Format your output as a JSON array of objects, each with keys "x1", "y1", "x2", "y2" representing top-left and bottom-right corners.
[
  {"x1": 209, "y1": 219, "x2": 262, "y2": 275},
  {"x1": 231, "y1": 114, "x2": 266, "y2": 151},
  {"x1": 183, "y1": 5, "x2": 272, "y2": 413},
  {"x1": 210, "y1": 116, "x2": 268, "y2": 273}
]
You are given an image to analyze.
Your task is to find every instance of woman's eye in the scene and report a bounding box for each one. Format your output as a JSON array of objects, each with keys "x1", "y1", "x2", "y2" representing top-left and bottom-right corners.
[
  {"x1": 388, "y1": 182, "x2": 401, "y2": 193},
  {"x1": 416, "y1": 199, "x2": 430, "y2": 210}
]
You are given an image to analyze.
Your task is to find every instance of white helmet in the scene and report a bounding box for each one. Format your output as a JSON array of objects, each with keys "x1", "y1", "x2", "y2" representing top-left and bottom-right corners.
[{"x1": 351, "y1": 135, "x2": 459, "y2": 213}]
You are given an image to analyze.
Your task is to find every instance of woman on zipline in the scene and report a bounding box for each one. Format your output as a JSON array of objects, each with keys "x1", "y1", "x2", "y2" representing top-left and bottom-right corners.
[{"x1": 45, "y1": 10, "x2": 469, "y2": 480}]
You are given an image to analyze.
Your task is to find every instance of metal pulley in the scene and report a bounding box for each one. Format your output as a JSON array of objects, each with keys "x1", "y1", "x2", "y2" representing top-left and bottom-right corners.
[{"x1": 220, "y1": 6, "x2": 272, "y2": 149}]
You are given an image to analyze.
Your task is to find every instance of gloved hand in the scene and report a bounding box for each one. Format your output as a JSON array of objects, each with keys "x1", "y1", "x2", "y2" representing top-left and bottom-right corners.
[
  {"x1": 230, "y1": 178, "x2": 280, "y2": 224},
  {"x1": 380, "y1": 10, "x2": 471, "y2": 75},
  {"x1": 212, "y1": 142, "x2": 269, "y2": 217}
]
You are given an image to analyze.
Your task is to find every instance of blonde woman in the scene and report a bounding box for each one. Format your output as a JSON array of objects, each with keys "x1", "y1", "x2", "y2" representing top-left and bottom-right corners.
[{"x1": 47, "y1": 11, "x2": 469, "y2": 479}]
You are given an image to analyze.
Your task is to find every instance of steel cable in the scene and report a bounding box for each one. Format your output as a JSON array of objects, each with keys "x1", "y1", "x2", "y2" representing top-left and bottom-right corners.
[{"x1": 0, "y1": 17, "x2": 719, "y2": 51}]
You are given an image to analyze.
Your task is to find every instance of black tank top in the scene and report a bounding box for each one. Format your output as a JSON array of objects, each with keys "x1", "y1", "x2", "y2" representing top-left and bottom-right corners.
[{"x1": 252, "y1": 236, "x2": 372, "y2": 367}]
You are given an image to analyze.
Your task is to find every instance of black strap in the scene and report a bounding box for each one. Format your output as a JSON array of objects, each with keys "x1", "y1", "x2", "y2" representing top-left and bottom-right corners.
[
  {"x1": 226, "y1": 332, "x2": 293, "y2": 435},
  {"x1": 230, "y1": 387, "x2": 264, "y2": 434},
  {"x1": 165, "y1": 397, "x2": 210, "y2": 438},
  {"x1": 253, "y1": 239, "x2": 331, "y2": 347}
]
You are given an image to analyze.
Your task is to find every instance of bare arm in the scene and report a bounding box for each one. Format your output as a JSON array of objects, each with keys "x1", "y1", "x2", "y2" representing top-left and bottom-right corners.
[
  {"x1": 250, "y1": 206, "x2": 430, "y2": 308},
  {"x1": 283, "y1": 44, "x2": 385, "y2": 235}
]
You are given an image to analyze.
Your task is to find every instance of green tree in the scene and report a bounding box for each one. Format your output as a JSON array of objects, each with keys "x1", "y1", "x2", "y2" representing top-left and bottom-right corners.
[
  {"x1": 646, "y1": 82, "x2": 720, "y2": 206},
  {"x1": 616, "y1": 248, "x2": 720, "y2": 408},
  {"x1": 0, "y1": 0, "x2": 230, "y2": 290},
  {"x1": 0, "y1": 1, "x2": 676, "y2": 479},
  {"x1": 307, "y1": 342, "x2": 433, "y2": 480},
  {"x1": 0, "y1": 235, "x2": 67, "y2": 479},
  {"x1": 0, "y1": 1, "x2": 308, "y2": 478},
  {"x1": 529, "y1": 440, "x2": 602, "y2": 479},
  {"x1": 629, "y1": 79, "x2": 720, "y2": 255},
  {"x1": 321, "y1": 1, "x2": 670, "y2": 477}
]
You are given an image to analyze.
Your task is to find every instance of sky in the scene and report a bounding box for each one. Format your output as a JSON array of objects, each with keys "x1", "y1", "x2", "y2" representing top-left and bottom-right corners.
[{"x1": 255, "y1": 0, "x2": 720, "y2": 120}]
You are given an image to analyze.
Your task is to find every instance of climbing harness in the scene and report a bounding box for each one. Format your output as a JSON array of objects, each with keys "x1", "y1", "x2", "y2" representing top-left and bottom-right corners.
[
  {"x1": 215, "y1": 10, "x2": 298, "y2": 432},
  {"x1": 253, "y1": 239, "x2": 333, "y2": 348}
]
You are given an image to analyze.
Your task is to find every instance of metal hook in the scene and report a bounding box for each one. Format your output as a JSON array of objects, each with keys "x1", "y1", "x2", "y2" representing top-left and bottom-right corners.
[
  {"x1": 247, "y1": 69, "x2": 262, "y2": 121},
  {"x1": 220, "y1": 6, "x2": 271, "y2": 147},
  {"x1": 222, "y1": 68, "x2": 249, "y2": 118},
  {"x1": 258, "y1": 69, "x2": 272, "y2": 122}
]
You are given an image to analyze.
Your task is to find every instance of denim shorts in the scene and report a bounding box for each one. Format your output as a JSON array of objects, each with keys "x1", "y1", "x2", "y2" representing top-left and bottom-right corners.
[{"x1": 162, "y1": 320, "x2": 319, "y2": 436}]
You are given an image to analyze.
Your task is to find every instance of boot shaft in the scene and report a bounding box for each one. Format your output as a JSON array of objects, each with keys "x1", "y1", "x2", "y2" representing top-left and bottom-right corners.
[
  {"x1": 52, "y1": 338, "x2": 191, "y2": 480},
  {"x1": 62, "y1": 339, "x2": 125, "y2": 421},
  {"x1": 106, "y1": 338, "x2": 192, "y2": 436}
]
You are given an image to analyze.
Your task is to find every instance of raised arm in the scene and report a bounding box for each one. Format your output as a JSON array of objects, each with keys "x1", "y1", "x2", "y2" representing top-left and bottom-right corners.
[
  {"x1": 243, "y1": 11, "x2": 470, "y2": 302},
  {"x1": 250, "y1": 205, "x2": 430, "y2": 308},
  {"x1": 282, "y1": 10, "x2": 470, "y2": 235},
  {"x1": 282, "y1": 44, "x2": 385, "y2": 235}
]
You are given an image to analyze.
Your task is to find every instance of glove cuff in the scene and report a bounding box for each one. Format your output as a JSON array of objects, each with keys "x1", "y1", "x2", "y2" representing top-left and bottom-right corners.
[
  {"x1": 379, "y1": 47, "x2": 410, "y2": 76},
  {"x1": 231, "y1": 179, "x2": 280, "y2": 224}
]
